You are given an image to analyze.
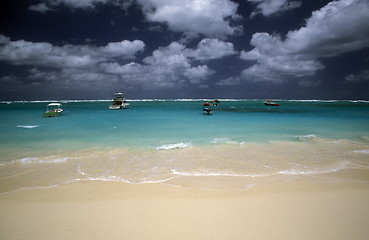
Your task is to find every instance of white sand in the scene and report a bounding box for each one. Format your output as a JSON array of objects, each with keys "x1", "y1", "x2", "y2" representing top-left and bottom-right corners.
[{"x1": 1, "y1": 181, "x2": 369, "y2": 240}]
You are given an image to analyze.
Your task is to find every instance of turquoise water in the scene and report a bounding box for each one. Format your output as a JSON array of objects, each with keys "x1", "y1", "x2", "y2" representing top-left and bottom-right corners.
[
  {"x1": 1, "y1": 100, "x2": 369, "y2": 150},
  {"x1": 1, "y1": 99, "x2": 369, "y2": 191}
]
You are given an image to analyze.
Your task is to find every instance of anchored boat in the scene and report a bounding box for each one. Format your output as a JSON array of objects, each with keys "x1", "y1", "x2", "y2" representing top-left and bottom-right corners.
[
  {"x1": 109, "y1": 92, "x2": 129, "y2": 110},
  {"x1": 263, "y1": 100, "x2": 280, "y2": 106},
  {"x1": 44, "y1": 103, "x2": 63, "y2": 117}
]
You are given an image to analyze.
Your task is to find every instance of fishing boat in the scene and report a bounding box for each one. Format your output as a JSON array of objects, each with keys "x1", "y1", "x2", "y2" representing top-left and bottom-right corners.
[
  {"x1": 44, "y1": 103, "x2": 63, "y2": 117},
  {"x1": 109, "y1": 92, "x2": 129, "y2": 109},
  {"x1": 263, "y1": 100, "x2": 280, "y2": 106}
]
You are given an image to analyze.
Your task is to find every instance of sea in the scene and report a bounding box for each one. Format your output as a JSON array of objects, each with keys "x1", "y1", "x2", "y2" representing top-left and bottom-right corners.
[{"x1": 1, "y1": 99, "x2": 369, "y2": 192}]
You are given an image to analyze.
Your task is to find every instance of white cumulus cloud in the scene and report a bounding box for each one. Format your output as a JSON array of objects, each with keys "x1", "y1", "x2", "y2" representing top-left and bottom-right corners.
[
  {"x1": 0, "y1": 35, "x2": 145, "y2": 69},
  {"x1": 184, "y1": 65, "x2": 215, "y2": 83},
  {"x1": 137, "y1": 0, "x2": 242, "y2": 38},
  {"x1": 185, "y1": 38, "x2": 236, "y2": 61},
  {"x1": 240, "y1": 0, "x2": 369, "y2": 83},
  {"x1": 248, "y1": 0, "x2": 302, "y2": 18}
]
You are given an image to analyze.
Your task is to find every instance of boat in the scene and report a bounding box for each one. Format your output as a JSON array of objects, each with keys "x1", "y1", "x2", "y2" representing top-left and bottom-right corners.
[
  {"x1": 210, "y1": 99, "x2": 220, "y2": 106},
  {"x1": 263, "y1": 100, "x2": 280, "y2": 106},
  {"x1": 109, "y1": 92, "x2": 129, "y2": 109},
  {"x1": 203, "y1": 107, "x2": 212, "y2": 115},
  {"x1": 44, "y1": 103, "x2": 63, "y2": 117},
  {"x1": 202, "y1": 101, "x2": 212, "y2": 114},
  {"x1": 203, "y1": 102, "x2": 211, "y2": 107}
]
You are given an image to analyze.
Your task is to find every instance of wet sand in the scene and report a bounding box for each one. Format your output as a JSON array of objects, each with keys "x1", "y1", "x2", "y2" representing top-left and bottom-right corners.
[{"x1": 1, "y1": 181, "x2": 369, "y2": 240}]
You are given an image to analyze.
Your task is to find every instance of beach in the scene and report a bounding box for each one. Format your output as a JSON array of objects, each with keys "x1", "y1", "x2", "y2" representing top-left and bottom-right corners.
[
  {"x1": 1, "y1": 100, "x2": 369, "y2": 239},
  {"x1": 1, "y1": 181, "x2": 369, "y2": 240}
]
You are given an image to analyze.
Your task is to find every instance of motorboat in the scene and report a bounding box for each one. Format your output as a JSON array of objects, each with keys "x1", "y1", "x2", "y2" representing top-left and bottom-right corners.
[
  {"x1": 109, "y1": 92, "x2": 129, "y2": 109},
  {"x1": 203, "y1": 107, "x2": 212, "y2": 115},
  {"x1": 203, "y1": 102, "x2": 211, "y2": 107},
  {"x1": 263, "y1": 100, "x2": 280, "y2": 106},
  {"x1": 210, "y1": 99, "x2": 220, "y2": 106},
  {"x1": 44, "y1": 103, "x2": 63, "y2": 117}
]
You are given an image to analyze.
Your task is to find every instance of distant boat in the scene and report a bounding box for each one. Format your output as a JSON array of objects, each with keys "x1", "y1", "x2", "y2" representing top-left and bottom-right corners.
[
  {"x1": 203, "y1": 107, "x2": 212, "y2": 115},
  {"x1": 210, "y1": 99, "x2": 220, "y2": 106},
  {"x1": 109, "y1": 92, "x2": 129, "y2": 110},
  {"x1": 202, "y1": 101, "x2": 212, "y2": 114},
  {"x1": 263, "y1": 100, "x2": 280, "y2": 106},
  {"x1": 44, "y1": 103, "x2": 63, "y2": 117},
  {"x1": 203, "y1": 102, "x2": 211, "y2": 106}
]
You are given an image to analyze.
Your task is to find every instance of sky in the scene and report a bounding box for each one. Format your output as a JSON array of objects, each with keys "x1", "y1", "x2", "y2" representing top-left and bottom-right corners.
[{"x1": 0, "y1": 0, "x2": 369, "y2": 100}]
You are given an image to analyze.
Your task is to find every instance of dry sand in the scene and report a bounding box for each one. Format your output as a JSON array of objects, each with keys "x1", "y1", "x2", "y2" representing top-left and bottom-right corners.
[{"x1": 1, "y1": 181, "x2": 369, "y2": 240}]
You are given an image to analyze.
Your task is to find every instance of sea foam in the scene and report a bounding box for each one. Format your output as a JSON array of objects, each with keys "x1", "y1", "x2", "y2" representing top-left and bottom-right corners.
[
  {"x1": 18, "y1": 157, "x2": 70, "y2": 164},
  {"x1": 16, "y1": 125, "x2": 39, "y2": 129},
  {"x1": 156, "y1": 142, "x2": 192, "y2": 150}
]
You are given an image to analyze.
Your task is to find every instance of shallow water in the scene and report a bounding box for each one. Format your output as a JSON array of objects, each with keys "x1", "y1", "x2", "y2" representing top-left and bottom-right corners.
[{"x1": 1, "y1": 99, "x2": 369, "y2": 191}]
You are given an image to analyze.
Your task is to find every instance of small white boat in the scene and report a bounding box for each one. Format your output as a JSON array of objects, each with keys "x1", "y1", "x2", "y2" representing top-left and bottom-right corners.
[
  {"x1": 44, "y1": 103, "x2": 63, "y2": 117},
  {"x1": 109, "y1": 92, "x2": 129, "y2": 109}
]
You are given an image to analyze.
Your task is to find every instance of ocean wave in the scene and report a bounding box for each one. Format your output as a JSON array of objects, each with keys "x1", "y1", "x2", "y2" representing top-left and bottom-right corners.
[
  {"x1": 295, "y1": 134, "x2": 317, "y2": 140},
  {"x1": 278, "y1": 160, "x2": 350, "y2": 176},
  {"x1": 171, "y1": 169, "x2": 263, "y2": 177},
  {"x1": 16, "y1": 125, "x2": 39, "y2": 129},
  {"x1": 172, "y1": 160, "x2": 351, "y2": 178},
  {"x1": 156, "y1": 142, "x2": 192, "y2": 150},
  {"x1": 70, "y1": 176, "x2": 175, "y2": 185},
  {"x1": 348, "y1": 100, "x2": 369, "y2": 103},
  {"x1": 287, "y1": 99, "x2": 338, "y2": 103}
]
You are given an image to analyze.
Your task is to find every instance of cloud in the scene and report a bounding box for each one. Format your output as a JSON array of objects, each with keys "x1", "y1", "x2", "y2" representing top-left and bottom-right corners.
[
  {"x1": 28, "y1": 0, "x2": 242, "y2": 39},
  {"x1": 215, "y1": 76, "x2": 240, "y2": 86},
  {"x1": 28, "y1": 3, "x2": 53, "y2": 13},
  {"x1": 0, "y1": 75, "x2": 24, "y2": 89},
  {"x1": 28, "y1": 0, "x2": 132, "y2": 12},
  {"x1": 184, "y1": 65, "x2": 215, "y2": 84},
  {"x1": 248, "y1": 0, "x2": 302, "y2": 18},
  {"x1": 143, "y1": 42, "x2": 190, "y2": 68},
  {"x1": 240, "y1": 0, "x2": 369, "y2": 83},
  {"x1": 137, "y1": 0, "x2": 242, "y2": 38},
  {"x1": 345, "y1": 70, "x2": 369, "y2": 84},
  {"x1": 0, "y1": 35, "x2": 145, "y2": 69},
  {"x1": 0, "y1": 35, "x2": 233, "y2": 90},
  {"x1": 185, "y1": 38, "x2": 236, "y2": 61},
  {"x1": 285, "y1": 0, "x2": 369, "y2": 57},
  {"x1": 105, "y1": 40, "x2": 222, "y2": 87},
  {"x1": 298, "y1": 80, "x2": 321, "y2": 87}
]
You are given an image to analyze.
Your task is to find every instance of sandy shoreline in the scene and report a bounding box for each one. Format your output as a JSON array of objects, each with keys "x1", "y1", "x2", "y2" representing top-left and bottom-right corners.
[{"x1": 1, "y1": 181, "x2": 369, "y2": 240}]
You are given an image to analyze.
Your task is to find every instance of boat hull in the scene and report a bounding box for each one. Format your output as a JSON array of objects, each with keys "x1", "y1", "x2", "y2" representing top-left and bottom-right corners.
[
  {"x1": 109, "y1": 103, "x2": 129, "y2": 110},
  {"x1": 44, "y1": 110, "x2": 63, "y2": 117},
  {"x1": 264, "y1": 103, "x2": 280, "y2": 106}
]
